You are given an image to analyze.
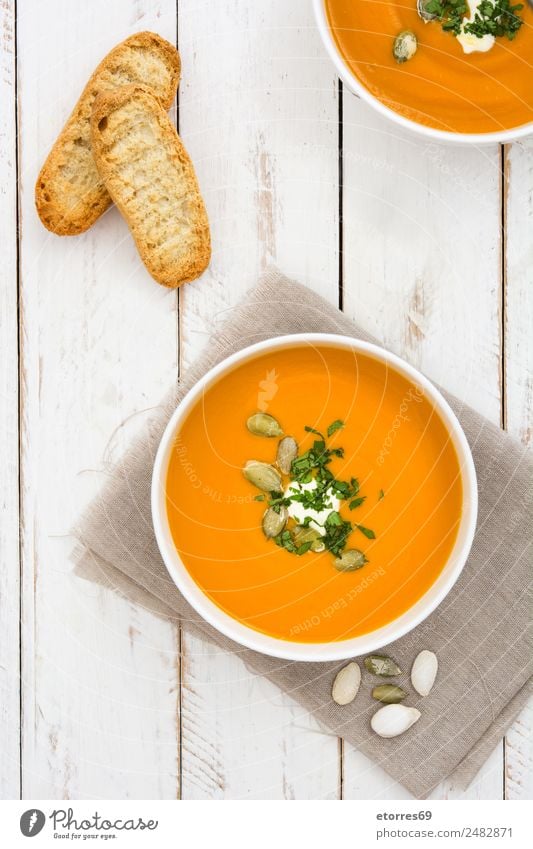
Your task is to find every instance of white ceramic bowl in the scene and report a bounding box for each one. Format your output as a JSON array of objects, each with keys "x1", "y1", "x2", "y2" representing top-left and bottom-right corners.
[
  {"x1": 312, "y1": 0, "x2": 533, "y2": 146},
  {"x1": 152, "y1": 334, "x2": 478, "y2": 661}
]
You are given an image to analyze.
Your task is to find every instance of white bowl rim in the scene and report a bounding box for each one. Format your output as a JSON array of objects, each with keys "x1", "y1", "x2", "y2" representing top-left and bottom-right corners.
[
  {"x1": 151, "y1": 333, "x2": 478, "y2": 662},
  {"x1": 312, "y1": 0, "x2": 533, "y2": 146}
]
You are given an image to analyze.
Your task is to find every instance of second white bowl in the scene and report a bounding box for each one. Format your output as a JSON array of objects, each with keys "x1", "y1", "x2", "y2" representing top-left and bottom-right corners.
[{"x1": 312, "y1": 0, "x2": 533, "y2": 146}]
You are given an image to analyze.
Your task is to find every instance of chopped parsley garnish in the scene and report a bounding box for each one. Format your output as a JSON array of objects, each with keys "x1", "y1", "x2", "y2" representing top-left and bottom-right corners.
[
  {"x1": 423, "y1": 0, "x2": 524, "y2": 40},
  {"x1": 273, "y1": 531, "x2": 314, "y2": 557},
  {"x1": 322, "y1": 510, "x2": 353, "y2": 556},
  {"x1": 247, "y1": 418, "x2": 379, "y2": 569},
  {"x1": 304, "y1": 425, "x2": 325, "y2": 438},
  {"x1": 378, "y1": 489, "x2": 385, "y2": 500},
  {"x1": 423, "y1": 0, "x2": 468, "y2": 34}
]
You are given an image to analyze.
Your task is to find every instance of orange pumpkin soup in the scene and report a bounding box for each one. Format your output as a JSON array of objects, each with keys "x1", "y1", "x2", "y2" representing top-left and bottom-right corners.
[
  {"x1": 324, "y1": 0, "x2": 533, "y2": 134},
  {"x1": 166, "y1": 345, "x2": 462, "y2": 643}
]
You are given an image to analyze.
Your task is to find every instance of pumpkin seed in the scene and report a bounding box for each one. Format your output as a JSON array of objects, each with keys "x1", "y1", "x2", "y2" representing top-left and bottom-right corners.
[
  {"x1": 372, "y1": 684, "x2": 407, "y2": 704},
  {"x1": 332, "y1": 662, "x2": 361, "y2": 705},
  {"x1": 364, "y1": 655, "x2": 402, "y2": 677},
  {"x1": 246, "y1": 412, "x2": 283, "y2": 438},
  {"x1": 293, "y1": 525, "x2": 325, "y2": 553},
  {"x1": 262, "y1": 506, "x2": 288, "y2": 539},
  {"x1": 393, "y1": 30, "x2": 418, "y2": 64},
  {"x1": 371, "y1": 704, "x2": 421, "y2": 738},
  {"x1": 334, "y1": 548, "x2": 367, "y2": 572},
  {"x1": 276, "y1": 436, "x2": 298, "y2": 474},
  {"x1": 243, "y1": 460, "x2": 282, "y2": 492},
  {"x1": 411, "y1": 650, "x2": 438, "y2": 697}
]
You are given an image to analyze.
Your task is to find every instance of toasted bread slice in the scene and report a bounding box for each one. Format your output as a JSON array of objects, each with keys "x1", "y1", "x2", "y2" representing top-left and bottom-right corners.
[
  {"x1": 35, "y1": 32, "x2": 180, "y2": 236},
  {"x1": 90, "y1": 84, "x2": 211, "y2": 288}
]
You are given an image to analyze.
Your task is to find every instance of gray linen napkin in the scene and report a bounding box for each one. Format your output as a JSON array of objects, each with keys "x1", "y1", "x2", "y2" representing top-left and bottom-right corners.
[{"x1": 73, "y1": 269, "x2": 533, "y2": 798}]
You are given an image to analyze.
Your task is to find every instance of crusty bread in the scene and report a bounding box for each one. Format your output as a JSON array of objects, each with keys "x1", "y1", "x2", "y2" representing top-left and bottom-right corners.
[
  {"x1": 35, "y1": 32, "x2": 180, "y2": 236},
  {"x1": 90, "y1": 84, "x2": 211, "y2": 288}
]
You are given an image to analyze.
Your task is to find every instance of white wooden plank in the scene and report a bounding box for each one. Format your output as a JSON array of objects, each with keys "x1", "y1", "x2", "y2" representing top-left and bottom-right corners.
[
  {"x1": 504, "y1": 140, "x2": 533, "y2": 447},
  {"x1": 503, "y1": 139, "x2": 533, "y2": 801},
  {"x1": 18, "y1": 0, "x2": 181, "y2": 798},
  {"x1": 340, "y1": 93, "x2": 504, "y2": 800},
  {"x1": 177, "y1": 0, "x2": 341, "y2": 798},
  {"x1": 0, "y1": 0, "x2": 20, "y2": 800}
]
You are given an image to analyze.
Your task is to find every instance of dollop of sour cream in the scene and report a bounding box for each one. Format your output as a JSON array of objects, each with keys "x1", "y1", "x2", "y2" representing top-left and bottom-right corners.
[
  {"x1": 284, "y1": 479, "x2": 340, "y2": 536},
  {"x1": 457, "y1": 0, "x2": 495, "y2": 54}
]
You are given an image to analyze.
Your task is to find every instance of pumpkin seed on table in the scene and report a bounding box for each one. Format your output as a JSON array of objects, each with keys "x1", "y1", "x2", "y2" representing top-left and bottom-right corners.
[
  {"x1": 243, "y1": 460, "x2": 282, "y2": 492},
  {"x1": 334, "y1": 548, "x2": 367, "y2": 572},
  {"x1": 262, "y1": 506, "x2": 288, "y2": 539},
  {"x1": 364, "y1": 655, "x2": 402, "y2": 676},
  {"x1": 276, "y1": 435, "x2": 298, "y2": 474},
  {"x1": 393, "y1": 30, "x2": 418, "y2": 64},
  {"x1": 246, "y1": 412, "x2": 283, "y2": 437},
  {"x1": 371, "y1": 704, "x2": 421, "y2": 738},
  {"x1": 411, "y1": 650, "x2": 438, "y2": 697},
  {"x1": 332, "y1": 661, "x2": 361, "y2": 706},
  {"x1": 293, "y1": 525, "x2": 325, "y2": 553},
  {"x1": 372, "y1": 684, "x2": 407, "y2": 704}
]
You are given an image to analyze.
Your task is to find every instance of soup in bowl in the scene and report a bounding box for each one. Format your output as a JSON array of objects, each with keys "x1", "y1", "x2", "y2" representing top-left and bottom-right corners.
[
  {"x1": 314, "y1": 0, "x2": 533, "y2": 142},
  {"x1": 152, "y1": 335, "x2": 477, "y2": 661}
]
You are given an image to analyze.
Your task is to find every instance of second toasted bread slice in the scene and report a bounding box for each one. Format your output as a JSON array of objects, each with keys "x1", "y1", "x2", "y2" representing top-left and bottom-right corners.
[
  {"x1": 91, "y1": 85, "x2": 211, "y2": 288},
  {"x1": 35, "y1": 32, "x2": 180, "y2": 236}
]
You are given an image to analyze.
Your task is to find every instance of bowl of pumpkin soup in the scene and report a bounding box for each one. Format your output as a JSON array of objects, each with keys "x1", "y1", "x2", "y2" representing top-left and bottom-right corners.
[
  {"x1": 152, "y1": 335, "x2": 477, "y2": 661},
  {"x1": 313, "y1": 0, "x2": 533, "y2": 142}
]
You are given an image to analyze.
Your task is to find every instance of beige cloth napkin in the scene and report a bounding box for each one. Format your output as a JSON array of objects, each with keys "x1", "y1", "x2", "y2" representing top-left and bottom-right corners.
[{"x1": 73, "y1": 269, "x2": 533, "y2": 799}]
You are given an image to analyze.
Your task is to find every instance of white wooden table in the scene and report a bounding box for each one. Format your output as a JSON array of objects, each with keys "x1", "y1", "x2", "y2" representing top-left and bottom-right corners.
[{"x1": 1, "y1": 0, "x2": 531, "y2": 800}]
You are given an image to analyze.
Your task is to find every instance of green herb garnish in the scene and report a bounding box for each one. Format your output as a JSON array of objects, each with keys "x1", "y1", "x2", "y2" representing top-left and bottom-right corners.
[
  {"x1": 465, "y1": 0, "x2": 524, "y2": 40},
  {"x1": 248, "y1": 417, "x2": 378, "y2": 570},
  {"x1": 274, "y1": 529, "x2": 298, "y2": 554},
  {"x1": 356, "y1": 524, "x2": 376, "y2": 540},
  {"x1": 327, "y1": 419, "x2": 344, "y2": 437},
  {"x1": 378, "y1": 489, "x2": 385, "y2": 500},
  {"x1": 424, "y1": 0, "x2": 468, "y2": 34},
  {"x1": 304, "y1": 425, "x2": 325, "y2": 439},
  {"x1": 323, "y1": 511, "x2": 353, "y2": 556}
]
